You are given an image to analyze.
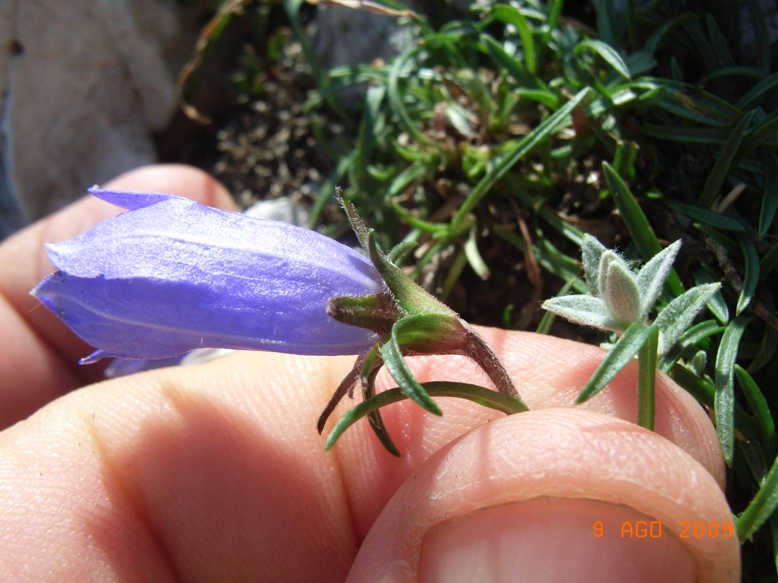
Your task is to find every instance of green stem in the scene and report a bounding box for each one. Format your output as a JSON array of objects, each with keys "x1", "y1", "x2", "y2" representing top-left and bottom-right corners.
[
  {"x1": 325, "y1": 381, "x2": 528, "y2": 452},
  {"x1": 637, "y1": 326, "x2": 659, "y2": 430}
]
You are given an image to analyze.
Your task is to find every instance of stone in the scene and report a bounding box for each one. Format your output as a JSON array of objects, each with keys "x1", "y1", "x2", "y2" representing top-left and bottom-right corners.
[{"x1": 0, "y1": 0, "x2": 194, "y2": 237}]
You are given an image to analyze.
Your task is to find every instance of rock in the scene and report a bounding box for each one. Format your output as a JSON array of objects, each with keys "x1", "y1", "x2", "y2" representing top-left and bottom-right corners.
[{"x1": 0, "y1": 0, "x2": 196, "y2": 238}]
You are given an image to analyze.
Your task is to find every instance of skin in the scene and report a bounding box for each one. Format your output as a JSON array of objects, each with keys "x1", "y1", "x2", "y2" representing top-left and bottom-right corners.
[{"x1": 0, "y1": 165, "x2": 739, "y2": 582}]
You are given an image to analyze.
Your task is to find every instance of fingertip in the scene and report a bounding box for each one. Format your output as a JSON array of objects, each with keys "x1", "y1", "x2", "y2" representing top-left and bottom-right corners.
[{"x1": 347, "y1": 409, "x2": 739, "y2": 583}]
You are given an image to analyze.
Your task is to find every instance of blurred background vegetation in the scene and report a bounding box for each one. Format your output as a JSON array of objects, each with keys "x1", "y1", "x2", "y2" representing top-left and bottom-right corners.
[{"x1": 161, "y1": 0, "x2": 778, "y2": 578}]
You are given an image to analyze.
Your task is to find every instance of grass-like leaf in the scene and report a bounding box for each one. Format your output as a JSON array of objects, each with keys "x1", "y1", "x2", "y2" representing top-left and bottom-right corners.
[
  {"x1": 736, "y1": 232, "x2": 760, "y2": 315},
  {"x1": 576, "y1": 321, "x2": 657, "y2": 404},
  {"x1": 735, "y1": 364, "x2": 774, "y2": 452},
  {"x1": 737, "y1": 112, "x2": 778, "y2": 161},
  {"x1": 736, "y1": 71, "x2": 778, "y2": 110},
  {"x1": 661, "y1": 198, "x2": 746, "y2": 232},
  {"x1": 324, "y1": 381, "x2": 528, "y2": 451},
  {"x1": 581, "y1": 234, "x2": 607, "y2": 293},
  {"x1": 574, "y1": 39, "x2": 631, "y2": 79},
  {"x1": 542, "y1": 294, "x2": 620, "y2": 332},
  {"x1": 481, "y1": 33, "x2": 536, "y2": 87},
  {"x1": 759, "y1": 150, "x2": 778, "y2": 239},
  {"x1": 737, "y1": 452, "x2": 778, "y2": 541},
  {"x1": 653, "y1": 81, "x2": 742, "y2": 125},
  {"x1": 654, "y1": 283, "x2": 722, "y2": 356},
  {"x1": 635, "y1": 240, "x2": 681, "y2": 316},
  {"x1": 698, "y1": 111, "x2": 754, "y2": 209},
  {"x1": 491, "y1": 4, "x2": 536, "y2": 74},
  {"x1": 716, "y1": 315, "x2": 751, "y2": 465}
]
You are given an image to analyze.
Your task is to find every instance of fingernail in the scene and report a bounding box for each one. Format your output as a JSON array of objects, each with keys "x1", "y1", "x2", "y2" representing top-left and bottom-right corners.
[{"x1": 418, "y1": 498, "x2": 696, "y2": 583}]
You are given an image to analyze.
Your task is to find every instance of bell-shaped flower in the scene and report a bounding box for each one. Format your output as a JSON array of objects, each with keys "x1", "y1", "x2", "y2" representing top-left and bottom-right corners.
[
  {"x1": 543, "y1": 235, "x2": 720, "y2": 356},
  {"x1": 31, "y1": 188, "x2": 384, "y2": 363}
]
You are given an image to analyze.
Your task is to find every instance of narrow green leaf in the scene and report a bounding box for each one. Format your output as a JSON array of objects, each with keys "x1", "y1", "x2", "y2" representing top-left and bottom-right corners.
[
  {"x1": 671, "y1": 363, "x2": 715, "y2": 407},
  {"x1": 623, "y1": 51, "x2": 656, "y2": 77},
  {"x1": 759, "y1": 150, "x2": 778, "y2": 239},
  {"x1": 387, "y1": 240, "x2": 418, "y2": 265},
  {"x1": 480, "y1": 33, "x2": 536, "y2": 87},
  {"x1": 715, "y1": 315, "x2": 751, "y2": 465},
  {"x1": 391, "y1": 201, "x2": 447, "y2": 237},
  {"x1": 602, "y1": 162, "x2": 685, "y2": 296},
  {"x1": 541, "y1": 0, "x2": 564, "y2": 47},
  {"x1": 542, "y1": 294, "x2": 620, "y2": 333},
  {"x1": 683, "y1": 18, "x2": 719, "y2": 74},
  {"x1": 737, "y1": 451, "x2": 778, "y2": 541},
  {"x1": 671, "y1": 365, "x2": 760, "y2": 439},
  {"x1": 575, "y1": 40, "x2": 631, "y2": 79},
  {"x1": 736, "y1": 232, "x2": 760, "y2": 315},
  {"x1": 365, "y1": 411, "x2": 402, "y2": 457},
  {"x1": 643, "y1": 14, "x2": 697, "y2": 55},
  {"x1": 698, "y1": 111, "x2": 754, "y2": 209},
  {"x1": 635, "y1": 240, "x2": 681, "y2": 316},
  {"x1": 640, "y1": 125, "x2": 731, "y2": 144},
  {"x1": 325, "y1": 381, "x2": 528, "y2": 452},
  {"x1": 693, "y1": 269, "x2": 730, "y2": 324},
  {"x1": 749, "y1": 327, "x2": 778, "y2": 374},
  {"x1": 698, "y1": 66, "x2": 767, "y2": 86},
  {"x1": 706, "y1": 15, "x2": 736, "y2": 69},
  {"x1": 658, "y1": 319, "x2": 727, "y2": 372},
  {"x1": 387, "y1": 46, "x2": 435, "y2": 147},
  {"x1": 581, "y1": 234, "x2": 608, "y2": 293},
  {"x1": 735, "y1": 364, "x2": 774, "y2": 449},
  {"x1": 491, "y1": 4, "x2": 536, "y2": 74},
  {"x1": 576, "y1": 322, "x2": 656, "y2": 404},
  {"x1": 737, "y1": 71, "x2": 778, "y2": 110},
  {"x1": 654, "y1": 283, "x2": 722, "y2": 356},
  {"x1": 380, "y1": 322, "x2": 443, "y2": 416},
  {"x1": 760, "y1": 242, "x2": 778, "y2": 282},
  {"x1": 386, "y1": 161, "x2": 429, "y2": 198},
  {"x1": 738, "y1": 113, "x2": 778, "y2": 161},
  {"x1": 308, "y1": 152, "x2": 355, "y2": 227},
  {"x1": 652, "y1": 81, "x2": 743, "y2": 125},
  {"x1": 516, "y1": 88, "x2": 561, "y2": 109},
  {"x1": 464, "y1": 227, "x2": 491, "y2": 280},
  {"x1": 744, "y1": 0, "x2": 771, "y2": 72},
  {"x1": 661, "y1": 198, "x2": 746, "y2": 231}
]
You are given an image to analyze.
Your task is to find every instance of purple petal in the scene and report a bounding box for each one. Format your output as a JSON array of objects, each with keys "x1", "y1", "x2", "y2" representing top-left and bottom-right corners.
[{"x1": 32, "y1": 190, "x2": 383, "y2": 360}]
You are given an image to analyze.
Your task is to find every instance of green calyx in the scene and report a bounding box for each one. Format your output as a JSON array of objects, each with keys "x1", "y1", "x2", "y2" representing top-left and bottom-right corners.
[{"x1": 321, "y1": 192, "x2": 527, "y2": 455}]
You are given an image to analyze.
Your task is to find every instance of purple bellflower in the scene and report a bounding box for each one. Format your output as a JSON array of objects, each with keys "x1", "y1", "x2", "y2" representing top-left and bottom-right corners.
[
  {"x1": 32, "y1": 187, "x2": 527, "y2": 455},
  {"x1": 32, "y1": 188, "x2": 383, "y2": 363}
]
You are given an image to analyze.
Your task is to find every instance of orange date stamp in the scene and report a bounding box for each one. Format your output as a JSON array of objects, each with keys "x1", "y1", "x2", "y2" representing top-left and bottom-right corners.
[{"x1": 593, "y1": 520, "x2": 735, "y2": 539}]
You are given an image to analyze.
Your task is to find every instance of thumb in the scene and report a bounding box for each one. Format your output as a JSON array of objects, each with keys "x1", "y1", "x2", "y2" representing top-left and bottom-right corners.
[{"x1": 346, "y1": 408, "x2": 739, "y2": 583}]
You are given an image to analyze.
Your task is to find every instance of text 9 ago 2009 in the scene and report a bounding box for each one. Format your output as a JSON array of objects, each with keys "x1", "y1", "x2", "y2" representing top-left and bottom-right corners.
[{"x1": 593, "y1": 520, "x2": 735, "y2": 539}]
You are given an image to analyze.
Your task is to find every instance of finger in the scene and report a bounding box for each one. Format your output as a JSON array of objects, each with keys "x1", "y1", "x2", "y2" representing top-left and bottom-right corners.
[
  {"x1": 332, "y1": 329, "x2": 725, "y2": 540},
  {"x1": 0, "y1": 352, "x2": 359, "y2": 582},
  {"x1": 0, "y1": 164, "x2": 234, "y2": 428},
  {"x1": 0, "y1": 331, "x2": 729, "y2": 581},
  {"x1": 345, "y1": 408, "x2": 739, "y2": 583}
]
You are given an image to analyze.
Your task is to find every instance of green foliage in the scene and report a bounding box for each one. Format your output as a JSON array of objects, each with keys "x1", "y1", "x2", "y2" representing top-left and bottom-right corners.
[
  {"x1": 198, "y1": 0, "x2": 778, "y2": 577},
  {"x1": 300, "y1": 1, "x2": 778, "y2": 574}
]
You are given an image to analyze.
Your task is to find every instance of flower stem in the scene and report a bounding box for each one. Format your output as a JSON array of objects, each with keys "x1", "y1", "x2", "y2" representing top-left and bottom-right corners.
[
  {"x1": 637, "y1": 325, "x2": 659, "y2": 430},
  {"x1": 324, "y1": 381, "x2": 528, "y2": 452}
]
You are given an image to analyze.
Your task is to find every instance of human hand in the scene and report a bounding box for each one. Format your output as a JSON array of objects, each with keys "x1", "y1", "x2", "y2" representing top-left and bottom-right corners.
[{"x1": 0, "y1": 165, "x2": 739, "y2": 581}]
